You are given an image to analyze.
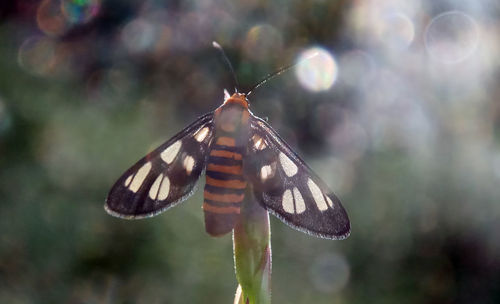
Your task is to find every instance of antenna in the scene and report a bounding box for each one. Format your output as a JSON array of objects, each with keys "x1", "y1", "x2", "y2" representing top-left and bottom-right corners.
[
  {"x1": 212, "y1": 41, "x2": 240, "y2": 93},
  {"x1": 246, "y1": 51, "x2": 319, "y2": 97}
]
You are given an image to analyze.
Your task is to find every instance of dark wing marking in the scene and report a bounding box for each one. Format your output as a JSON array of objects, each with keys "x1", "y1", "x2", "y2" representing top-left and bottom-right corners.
[
  {"x1": 105, "y1": 112, "x2": 215, "y2": 219},
  {"x1": 244, "y1": 116, "x2": 350, "y2": 239}
]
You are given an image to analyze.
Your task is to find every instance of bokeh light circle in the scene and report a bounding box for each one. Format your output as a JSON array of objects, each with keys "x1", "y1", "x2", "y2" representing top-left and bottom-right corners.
[
  {"x1": 309, "y1": 253, "x2": 350, "y2": 293},
  {"x1": 243, "y1": 24, "x2": 283, "y2": 61},
  {"x1": 121, "y1": 18, "x2": 156, "y2": 53},
  {"x1": 338, "y1": 50, "x2": 375, "y2": 88},
  {"x1": 17, "y1": 36, "x2": 57, "y2": 76},
  {"x1": 295, "y1": 47, "x2": 338, "y2": 92},
  {"x1": 61, "y1": 0, "x2": 100, "y2": 24},
  {"x1": 425, "y1": 11, "x2": 479, "y2": 64},
  {"x1": 37, "y1": 0, "x2": 70, "y2": 36},
  {"x1": 380, "y1": 12, "x2": 415, "y2": 50}
]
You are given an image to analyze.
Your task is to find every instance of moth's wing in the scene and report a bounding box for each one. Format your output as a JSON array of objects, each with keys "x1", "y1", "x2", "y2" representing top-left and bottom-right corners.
[
  {"x1": 245, "y1": 117, "x2": 350, "y2": 239},
  {"x1": 105, "y1": 112, "x2": 215, "y2": 219}
]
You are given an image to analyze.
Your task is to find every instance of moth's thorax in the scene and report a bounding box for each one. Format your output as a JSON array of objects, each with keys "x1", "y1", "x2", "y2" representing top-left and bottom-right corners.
[
  {"x1": 223, "y1": 93, "x2": 249, "y2": 108},
  {"x1": 214, "y1": 93, "x2": 250, "y2": 136}
]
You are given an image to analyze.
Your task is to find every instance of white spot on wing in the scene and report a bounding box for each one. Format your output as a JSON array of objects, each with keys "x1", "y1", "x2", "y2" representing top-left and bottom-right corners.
[
  {"x1": 282, "y1": 189, "x2": 294, "y2": 213},
  {"x1": 307, "y1": 178, "x2": 328, "y2": 211},
  {"x1": 129, "y1": 162, "x2": 152, "y2": 193},
  {"x1": 260, "y1": 165, "x2": 273, "y2": 182},
  {"x1": 183, "y1": 155, "x2": 195, "y2": 174},
  {"x1": 161, "y1": 140, "x2": 181, "y2": 164},
  {"x1": 158, "y1": 175, "x2": 170, "y2": 200},
  {"x1": 293, "y1": 187, "x2": 306, "y2": 214},
  {"x1": 124, "y1": 174, "x2": 133, "y2": 187},
  {"x1": 252, "y1": 134, "x2": 267, "y2": 150},
  {"x1": 326, "y1": 195, "x2": 334, "y2": 208},
  {"x1": 224, "y1": 89, "x2": 230, "y2": 101},
  {"x1": 279, "y1": 152, "x2": 298, "y2": 177},
  {"x1": 149, "y1": 174, "x2": 163, "y2": 200},
  {"x1": 194, "y1": 127, "x2": 209, "y2": 142}
]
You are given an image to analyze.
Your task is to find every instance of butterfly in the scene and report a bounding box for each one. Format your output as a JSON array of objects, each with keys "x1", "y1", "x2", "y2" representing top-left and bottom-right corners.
[{"x1": 105, "y1": 87, "x2": 350, "y2": 239}]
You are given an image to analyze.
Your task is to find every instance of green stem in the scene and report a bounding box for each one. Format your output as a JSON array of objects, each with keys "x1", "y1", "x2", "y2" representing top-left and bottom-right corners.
[{"x1": 233, "y1": 188, "x2": 272, "y2": 304}]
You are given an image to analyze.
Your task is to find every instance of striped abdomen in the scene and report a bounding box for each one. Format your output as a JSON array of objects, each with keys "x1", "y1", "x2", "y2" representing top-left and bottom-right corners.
[{"x1": 203, "y1": 136, "x2": 247, "y2": 236}]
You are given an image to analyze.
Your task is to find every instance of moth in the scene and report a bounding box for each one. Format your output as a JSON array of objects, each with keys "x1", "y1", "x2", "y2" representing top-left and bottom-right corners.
[{"x1": 105, "y1": 49, "x2": 350, "y2": 239}]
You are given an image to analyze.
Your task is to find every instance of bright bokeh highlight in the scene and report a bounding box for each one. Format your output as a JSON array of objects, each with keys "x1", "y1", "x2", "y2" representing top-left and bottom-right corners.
[
  {"x1": 121, "y1": 19, "x2": 156, "y2": 53},
  {"x1": 61, "y1": 0, "x2": 100, "y2": 24},
  {"x1": 243, "y1": 24, "x2": 283, "y2": 61},
  {"x1": 17, "y1": 36, "x2": 56, "y2": 76},
  {"x1": 425, "y1": 11, "x2": 479, "y2": 64},
  {"x1": 295, "y1": 47, "x2": 338, "y2": 92},
  {"x1": 338, "y1": 50, "x2": 375, "y2": 88},
  {"x1": 36, "y1": 0, "x2": 100, "y2": 37},
  {"x1": 309, "y1": 253, "x2": 350, "y2": 293},
  {"x1": 380, "y1": 12, "x2": 415, "y2": 50},
  {"x1": 37, "y1": 0, "x2": 70, "y2": 36}
]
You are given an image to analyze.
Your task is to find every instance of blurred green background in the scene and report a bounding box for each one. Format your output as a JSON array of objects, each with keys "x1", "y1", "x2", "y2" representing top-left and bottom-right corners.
[{"x1": 1, "y1": 0, "x2": 500, "y2": 303}]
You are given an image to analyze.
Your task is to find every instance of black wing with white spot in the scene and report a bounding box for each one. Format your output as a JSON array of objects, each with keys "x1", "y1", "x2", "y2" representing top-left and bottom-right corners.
[
  {"x1": 105, "y1": 112, "x2": 215, "y2": 219},
  {"x1": 244, "y1": 117, "x2": 350, "y2": 239}
]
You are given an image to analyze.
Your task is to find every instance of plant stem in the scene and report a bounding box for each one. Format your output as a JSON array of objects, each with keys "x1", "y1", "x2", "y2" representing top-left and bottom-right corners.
[{"x1": 233, "y1": 188, "x2": 272, "y2": 304}]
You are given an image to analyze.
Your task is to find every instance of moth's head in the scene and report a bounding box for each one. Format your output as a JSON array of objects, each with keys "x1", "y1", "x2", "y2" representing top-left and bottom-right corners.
[{"x1": 223, "y1": 89, "x2": 249, "y2": 108}]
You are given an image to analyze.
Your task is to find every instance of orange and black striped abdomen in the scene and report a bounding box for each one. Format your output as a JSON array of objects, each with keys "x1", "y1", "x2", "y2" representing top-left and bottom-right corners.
[
  {"x1": 203, "y1": 99, "x2": 250, "y2": 236},
  {"x1": 203, "y1": 138, "x2": 247, "y2": 236}
]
